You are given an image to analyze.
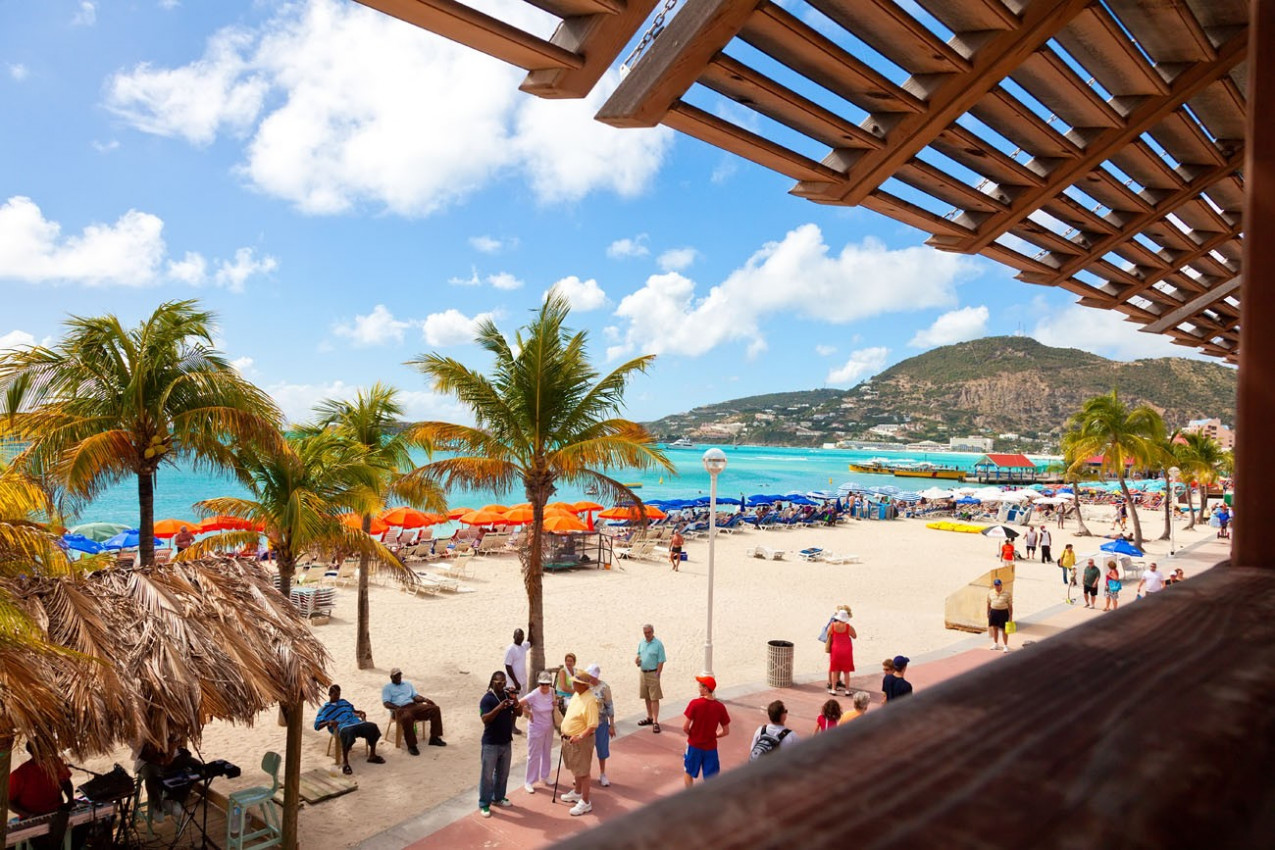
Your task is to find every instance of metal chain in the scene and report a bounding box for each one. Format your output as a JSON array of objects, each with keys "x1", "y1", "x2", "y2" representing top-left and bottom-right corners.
[{"x1": 619, "y1": 0, "x2": 680, "y2": 77}]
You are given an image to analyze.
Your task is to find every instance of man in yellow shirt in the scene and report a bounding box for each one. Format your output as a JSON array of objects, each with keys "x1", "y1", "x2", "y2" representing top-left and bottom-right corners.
[{"x1": 558, "y1": 673, "x2": 599, "y2": 817}]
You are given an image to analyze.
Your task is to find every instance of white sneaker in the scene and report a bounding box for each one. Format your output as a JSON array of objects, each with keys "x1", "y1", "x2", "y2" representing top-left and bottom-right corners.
[
  {"x1": 989, "y1": 643, "x2": 1001, "y2": 651},
  {"x1": 560, "y1": 790, "x2": 581, "y2": 803},
  {"x1": 569, "y1": 801, "x2": 593, "y2": 816},
  {"x1": 1002, "y1": 645, "x2": 1012, "y2": 653},
  {"x1": 524, "y1": 783, "x2": 536, "y2": 794},
  {"x1": 598, "y1": 774, "x2": 610, "y2": 787}
]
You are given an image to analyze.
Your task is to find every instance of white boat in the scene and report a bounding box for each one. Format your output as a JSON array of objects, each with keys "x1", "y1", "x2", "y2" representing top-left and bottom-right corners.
[{"x1": 669, "y1": 438, "x2": 696, "y2": 448}]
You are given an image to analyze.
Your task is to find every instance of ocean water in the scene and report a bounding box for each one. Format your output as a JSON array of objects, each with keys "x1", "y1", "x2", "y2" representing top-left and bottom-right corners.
[{"x1": 76, "y1": 444, "x2": 1031, "y2": 527}]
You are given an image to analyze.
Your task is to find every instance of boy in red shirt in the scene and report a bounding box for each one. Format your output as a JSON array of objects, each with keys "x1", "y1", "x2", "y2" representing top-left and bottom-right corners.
[{"x1": 682, "y1": 675, "x2": 731, "y2": 787}]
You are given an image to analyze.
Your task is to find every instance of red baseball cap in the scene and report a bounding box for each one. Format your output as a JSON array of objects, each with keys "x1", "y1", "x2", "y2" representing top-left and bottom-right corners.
[{"x1": 695, "y1": 675, "x2": 717, "y2": 692}]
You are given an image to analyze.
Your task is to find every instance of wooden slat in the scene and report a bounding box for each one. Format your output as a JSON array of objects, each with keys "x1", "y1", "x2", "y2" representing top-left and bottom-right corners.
[
  {"x1": 1103, "y1": 0, "x2": 1217, "y2": 64},
  {"x1": 1141, "y1": 275, "x2": 1242, "y2": 333},
  {"x1": 596, "y1": 0, "x2": 764, "y2": 128},
  {"x1": 979, "y1": 241, "x2": 1063, "y2": 277},
  {"x1": 738, "y1": 4, "x2": 924, "y2": 116},
  {"x1": 895, "y1": 159, "x2": 1006, "y2": 214},
  {"x1": 1039, "y1": 195, "x2": 1118, "y2": 236},
  {"x1": 1111, "y1": 226, "x2": 1243, "y2": 304},
  {"x1": 930, "y1": 126, "x2": 1045, "y2": 189},
  {"x1": 1052, "y1": 5, "x2": 1169, "y2": 98},
  {"x1": 559, "y1": 566, "x2": 1275, "y2": 850},
  {"x1": 912, "y1": 0, "x2": 1017, "y2": 33},
  {"x1": 1109, "y1": 140, "x2": 1186, "y2": 193},
  {"x1": 1106, "y1": 236, "x2": 1170, "y2": 273},
  {"x1": 354, "y1": 0, "x2": 583, "y2": 71},
  {"x1": 958, "y1": 30, "x2": 1247, "y2": 253},
  {"x1": 1172, "y1": 197, "x2": 1235, "y2": 235},
  {"x1": 525, "y1": 0, "x2": 622, "y2": 16},
  {"x1": 663, "y1": 100, "x2": 844, "y2": 183},
  {"x1": 521, "y1": 0, "x2": 659, "y2": 98},
  {"x1": 795, "y1": 0, "x2": 1093, "y2": 205},
  {"x1": 804, "y1": 0, "x2": 970, "y2": 75},
  {"x1": 1011, "y1": 47, "x2": 1124, "y2": 129},
  {"x1": 968, "y1": 87, "x2": 1080, "y2": 161},
  {"x1": 1008, "y1": 220, "x2": 1086, "y2": 257},
  {"x1": 1149, "y1": 110, "x2": 1226, "y2": 170},
  {"x1": 857, "y1": 190, "x2": 976, "y2": 240},
  {"x1": 698, "y1": 55, "x2": 884, "y2": 151},
  {"x1": 1187, "y1": 77, "x2": 1248, "y2": 143},
  {"x1": 1074, "y1": 167, "x2": 1153, "y2": 217}
]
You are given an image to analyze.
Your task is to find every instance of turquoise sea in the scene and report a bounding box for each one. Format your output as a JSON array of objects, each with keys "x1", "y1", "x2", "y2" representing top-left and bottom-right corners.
[{"x1": 75, "y1": 444, "x2": 1046, "y2": 528}]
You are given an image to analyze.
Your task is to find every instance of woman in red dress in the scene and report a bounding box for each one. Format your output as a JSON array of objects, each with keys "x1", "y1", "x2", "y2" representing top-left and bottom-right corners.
[{"x1": 826, "y1": 609, "x2": 857, "y2": 695}]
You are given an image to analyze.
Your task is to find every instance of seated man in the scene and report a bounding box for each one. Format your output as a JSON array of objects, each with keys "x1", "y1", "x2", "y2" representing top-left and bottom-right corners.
[
  {"x1": 381, "y1": 668, "x2": 446, "y2": 756},
  {"x1": 9, "y1": 741, "x2": 73, "y2": 818},
  {"x1": 315, "y1": 684, "x2": 385, "y2": 775},
  {"x1": 134, "y1": 733, "x2": 199, "y2": 822}
]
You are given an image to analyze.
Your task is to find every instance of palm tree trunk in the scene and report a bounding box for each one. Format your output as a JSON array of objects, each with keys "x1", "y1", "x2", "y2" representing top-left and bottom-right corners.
[
  {"x1": 525, "y1": 490, "x2": 548, "y2": 679},
  {"x1": 278, "y1": 551, "x2": 295, "y2": 598},
  {"x1": 0, "y1": 734, "x2": 12, "y2": 847},
  {"x1": 1070, "y1": 480, "x2": 1092, "y2": 536},
  {"x1": 1159, "y1": 470, "x2": 1172, "y2": 541},
  {"x1": 138, "y1": 470, "x2": 156, "y2": 567},
  {"x1": 1185, "y1": 483, "x2": 1197, "y2": 530},
  {"x1": 1119, "y1": 475, "x2": 1144, "y2": 550},
  {"x1": 280, "y1": 700, "x2": 303, "y2": 850},
  {"x1": 357, "y1": 515, "x2": 374, "y2": 669}
]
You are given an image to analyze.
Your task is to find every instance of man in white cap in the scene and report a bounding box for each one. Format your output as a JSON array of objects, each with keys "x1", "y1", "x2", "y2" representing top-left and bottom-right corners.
[
  {"x1": 381, "y1": 668, "x2": 446, "y2": 755},
  {"x1": 558, "y1": 673, "x2": 598, "y2": 816},
  {"x1": 518, "y1": 670, "x2": 557, "y2": 793},
  {"x1": 585, "y1": 663, "x2": 616, "y2": 787}
]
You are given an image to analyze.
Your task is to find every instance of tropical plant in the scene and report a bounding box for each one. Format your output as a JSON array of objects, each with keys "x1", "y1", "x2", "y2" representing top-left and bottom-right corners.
[
  {"x1": 1058, "y1": 431, "x2": 1094, "y2": 537},
  {"x1": 1174, "y1": 431, "x2": 1228, "y2": 530},
  {"x1": 0, "y1": 300, "x2": 282, "y2": 567},
  {"x1": 405, "y1": 292, "x2": 674, "y2": 677},
  {"x1": 183, "y1": 431, "x2": 393, "y2": 850},
  {"x1": 1063, "y1": 391, "x2": 1166, "y2": 551},
  {"x1": 311, "y1": 384, "x2": 445, "y2": 669}
]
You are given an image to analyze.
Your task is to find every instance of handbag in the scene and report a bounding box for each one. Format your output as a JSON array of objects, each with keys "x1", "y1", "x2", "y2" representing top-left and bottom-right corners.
[{"x1": 1005, "y1": 621, "x2": 1017, "y2": 634}]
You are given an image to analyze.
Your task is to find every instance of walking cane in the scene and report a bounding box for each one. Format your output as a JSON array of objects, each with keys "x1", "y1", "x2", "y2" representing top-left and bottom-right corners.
[{"x1": 551, "y1": 737, "x2": 566, "y2": 803}]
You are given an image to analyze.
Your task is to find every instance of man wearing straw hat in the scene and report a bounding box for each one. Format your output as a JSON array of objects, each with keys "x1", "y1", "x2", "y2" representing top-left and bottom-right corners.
[{"x1": 558, "y1": 672, "x2": 599, "y2": 816}]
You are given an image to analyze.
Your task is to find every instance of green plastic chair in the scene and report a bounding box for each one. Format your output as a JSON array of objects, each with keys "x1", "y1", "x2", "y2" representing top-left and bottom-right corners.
[{"x1": 225, "y1": 751, "x2": 282, "y2": 850}]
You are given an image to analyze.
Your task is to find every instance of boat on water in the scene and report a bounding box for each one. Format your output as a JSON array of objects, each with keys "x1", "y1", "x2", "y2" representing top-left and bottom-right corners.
[
  {"x1": 848, "y1": 458, "x2": 892, "y2": 474},
  {"x1": 891, "y1": 462, "x2": 967, "y2": 481},
  {"x1": 668, "y1": 438, "x2": 696, "y2": 448}
]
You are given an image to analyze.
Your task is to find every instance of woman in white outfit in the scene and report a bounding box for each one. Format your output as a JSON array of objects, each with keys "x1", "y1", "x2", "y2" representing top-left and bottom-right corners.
[{"x1": 518, "y1": 671, "x2": 557, "y2": 792}]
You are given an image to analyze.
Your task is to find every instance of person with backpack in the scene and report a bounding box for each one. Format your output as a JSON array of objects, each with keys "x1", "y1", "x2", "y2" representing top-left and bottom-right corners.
[{"x1": 749, "y1": 700, "x2": 798, "y2": 760}]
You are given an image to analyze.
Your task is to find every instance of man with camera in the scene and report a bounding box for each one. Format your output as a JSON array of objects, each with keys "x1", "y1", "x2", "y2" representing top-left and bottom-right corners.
[
  {"x1": 477, "y1": 671, "x2": 523, "y2": 817},
  {"x1": 381, "y1": 668, "x2": 447, "y2": 755}
]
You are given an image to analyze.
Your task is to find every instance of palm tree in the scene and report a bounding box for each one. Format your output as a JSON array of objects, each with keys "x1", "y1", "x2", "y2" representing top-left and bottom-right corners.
[
  {"x1": 1156, "y1": 430, "x2": 1185, "y2": 541},
  {"x1": 184, "y1": 430, "x2": 397, "y2": 850},
  {"x1": 1064, "y1": 391, "x2": 1165, "y2": 551},
  {"x1": 1175, "y1": 431, "x2": 1227, "y2": 530},
  {"x1": 0, "y1": 300, "x2": 282, "y2": 567},
  {"x1": 1058, "y1": 431, "x2": 1094, "y2": 537},
  {"x1": 405, "y1": 292, "x2": 674, "y2": 678},
  {"x1": 312, "y1": 384, "x2": 446, "y2": 669}
]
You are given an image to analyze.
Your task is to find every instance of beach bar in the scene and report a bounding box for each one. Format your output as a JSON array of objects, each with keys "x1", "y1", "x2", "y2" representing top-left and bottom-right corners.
[
  {"x1": 346, "y1": 0, "x2": 1266, "y2": 846},
  {"x1": 971, "y1": 453, "x2": 1039, "y2": 485}
]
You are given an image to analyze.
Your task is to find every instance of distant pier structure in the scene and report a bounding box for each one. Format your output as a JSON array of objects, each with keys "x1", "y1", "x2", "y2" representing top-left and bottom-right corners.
[{"x1": 972, "y1": 454, "x2": 1042, "y2": 485}]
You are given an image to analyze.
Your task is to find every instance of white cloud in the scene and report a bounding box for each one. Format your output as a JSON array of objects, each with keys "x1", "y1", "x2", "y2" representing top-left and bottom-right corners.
[
  {"x1": 158, "y1": 0, "x2": 180, "y2": 8},
  {"x1": 611, "y1": 224, "x2": 969, "y2": 358},
  {"x1": 333, "y1": 304, "x2": 412, "y2": 347},
  {"x1": 8, "y1": 64, "x2": 28, "y2": 81},
  {"x1": 486, "y1": 271, "x2": 523, "y2": 291},
  {"x1": 421, "y1": 309, "x2": 495, "y2": 347},
  {"x1": 167, "y1": 251, "x2": 207, "y2": 284},
  {"x1": 230, "y1": 356, "x2": 256, "y2": 375},
  {"x1": 0, "y1": 330, "x2": 37, "y2": 352},
  {"x1": 0, "y1": 195, "x2": 275, "y2": 290},
  {"x1": 827, "y1": 347, "x2": 890, "y2": 386},
  {"x1": 815, "y1": 344, "x2": 836, "y2": 356},
  {"x1": 710, "y1": 158, "x2": 738, "y2": 185},
  {"x1": 909, "y1": 305, "x2": 990, "y2": 348},
  {"x1": 606, "y1": 235, "x2": 649, "y2": 259},
  {"x1": 105, "y1": 0, "x2": 671, "y2": 216},
  {"x1": 549, "y1": 276, "x2": 607, "y2": 312},
  {"x1": 1031, "y1": 304, "x2": 1209, "y2": 361},
  {"x1": 469, "y1": 235, "x2": 516, "y2": 254},
  {"x1": 71, "y1": 1, "x2": 96, "y2": 26},
  {"x1": 657, "y1": 247, "x2": 698, "y2": 272},
  {"x1": 213, "y1": 248, "x2": 277, "y2": 292},
  {"x1": 91, "y1": 139, "x2": 120, "y2": 153},
  {"x1": 448, "y1": 267, "x2": 481, "y2": 287}
]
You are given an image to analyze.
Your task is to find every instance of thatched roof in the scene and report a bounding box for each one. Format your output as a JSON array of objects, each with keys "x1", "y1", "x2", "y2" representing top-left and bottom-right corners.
[{"x1": 3, "y1": 556, "x2": 331, "y2": 757}]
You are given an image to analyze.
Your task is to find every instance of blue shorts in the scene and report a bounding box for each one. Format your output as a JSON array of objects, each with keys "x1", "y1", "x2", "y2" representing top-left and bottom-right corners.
[
  {"x1": 596, "y1": 717, "x2": 611, "y2": 760},
  {"x1": 683, "y1": 745, "x2": 720, "y2": 779}
]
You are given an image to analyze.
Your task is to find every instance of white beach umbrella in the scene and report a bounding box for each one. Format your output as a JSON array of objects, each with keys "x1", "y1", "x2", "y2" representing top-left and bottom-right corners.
[
  {"x1": 918, "y1": 487, "x2": 954, "y2": 500},
  {"x1": 973, "y1": 488, "x2": 1008, "y2": 501},
  {"x1": 997, "y1": 491, "x2": 1033, "y2": 503},
  {"x1": 1004, "y1": 489, "x2": 1040, "y2": 501}
]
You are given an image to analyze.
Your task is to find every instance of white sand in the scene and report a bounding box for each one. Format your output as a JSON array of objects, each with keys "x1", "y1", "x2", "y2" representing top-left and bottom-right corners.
[{"x1": 81, "y1": 506, "x2": 1213, "y2": 847}]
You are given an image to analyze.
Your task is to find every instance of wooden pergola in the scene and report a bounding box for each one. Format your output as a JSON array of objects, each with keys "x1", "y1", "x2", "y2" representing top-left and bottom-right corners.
[{"x1": 355, "y1": 0, "x2": 1272, "y2": 845}]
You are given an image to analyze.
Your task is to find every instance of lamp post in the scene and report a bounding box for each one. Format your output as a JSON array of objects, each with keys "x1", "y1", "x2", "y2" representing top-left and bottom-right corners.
[
  {"x1": 702, "y1": 448, "x2": 728, "y2": 676},
  {"x1": 1168, "y1": 466, "x2": 1180, "y2": 556}
]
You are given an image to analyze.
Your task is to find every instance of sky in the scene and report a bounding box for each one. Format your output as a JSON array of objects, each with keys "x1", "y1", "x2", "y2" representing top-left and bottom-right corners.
[{"x1": 0, "y1": 0, "x2": 1210, "y2": 425}]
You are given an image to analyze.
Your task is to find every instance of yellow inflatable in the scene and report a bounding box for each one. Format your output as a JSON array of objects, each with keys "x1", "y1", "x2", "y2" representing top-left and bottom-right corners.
[{"x1": 926, "y1": 521, "x2": 986, "y2": 534}]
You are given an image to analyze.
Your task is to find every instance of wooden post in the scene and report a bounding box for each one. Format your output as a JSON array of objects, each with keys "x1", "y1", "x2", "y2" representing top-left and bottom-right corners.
[
  {"x1": 280, "y1": 701, "x2": 303, "y2": 850},
  {"x1": 1234, "y1": 0, "x2": 1274, "y2": 568}
]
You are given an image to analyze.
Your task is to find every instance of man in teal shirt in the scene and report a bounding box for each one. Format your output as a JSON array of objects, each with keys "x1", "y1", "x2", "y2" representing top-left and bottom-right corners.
[{"x1": 634, "y1": 623, "x2": 667, "y2": 733}]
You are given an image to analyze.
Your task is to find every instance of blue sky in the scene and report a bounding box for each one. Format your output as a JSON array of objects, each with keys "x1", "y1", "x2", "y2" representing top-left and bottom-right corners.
[{"x1": 0, "y1": 0, "x2": 1204, "y2": 424}]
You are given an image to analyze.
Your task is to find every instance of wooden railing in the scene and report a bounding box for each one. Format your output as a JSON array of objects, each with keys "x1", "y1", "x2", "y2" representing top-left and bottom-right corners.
[{"x1": 558, "y1": 561, "x2": 1275, "y2": 849}]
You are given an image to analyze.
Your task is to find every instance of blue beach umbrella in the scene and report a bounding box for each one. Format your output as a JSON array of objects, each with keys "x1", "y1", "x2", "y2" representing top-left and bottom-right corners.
[
  {"x1": 783, "y1": 494, "x2": 816, "y2": 505},
  {"x1": 102, "y1": 529, "x2": 165, "y2": 550},
  {"x1": 61, "y1": 533, "x2": 104, "y2": 555},
  {"x1": 1100, "y1": 538, "x2": 1144, "y2": 557},
  {"x1": 956, "y1": 497, "x2": 980, "y2": 505}
]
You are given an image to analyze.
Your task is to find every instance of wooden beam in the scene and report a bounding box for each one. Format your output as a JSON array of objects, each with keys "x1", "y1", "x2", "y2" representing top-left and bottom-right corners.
[
  {"x1": 555, "y1": 565, "x2": 1275, "y2": 850},
  {"x1": 1235, "y1": 0, "x2": 1272, "y2": 568},
  {"x1": 521, "y1": 0, "x2": 660, "y2": 99},
  {"x1": 957, "y1": 31, "x2": 1248, "y2": 253},
  {"x1": 524, "y1": 0, "x2": 622, "y2": 16},
  {"x1": 1023, "y1": 152, "x2": 1244, "y2": 286},
  {"x1": 354, "y1": 0, "x2": 584, "y2": 71},
  {"x1": 663, "y1": 101, "x2": 844, "y2": 183},
  {"x1": 595, "y1": 0, "x2": 764, "y2": 128},
  {"x1": 804, "y1": 0, "x2": 970, "y2": 75},
  {"x1": 1140, "y1": 276, "x2": 1242, "y2": 333},
  {"x1": 793, "y1": 0, "x2": 1093, "y2": 206}
]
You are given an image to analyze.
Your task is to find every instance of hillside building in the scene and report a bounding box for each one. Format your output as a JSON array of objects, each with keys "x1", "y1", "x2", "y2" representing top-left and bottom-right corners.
[
  {"x1": 950, "y1": 436, "x2": 994, "y2": 451},
  {"x1": 1184, "y1": 418, "x2": 1235, "y2": 450}
]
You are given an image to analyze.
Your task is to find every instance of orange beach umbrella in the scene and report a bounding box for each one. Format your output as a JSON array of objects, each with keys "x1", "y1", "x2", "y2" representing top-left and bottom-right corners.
[
  {"x1": 458, "y1": 509, "x2": 508, "y2": 526},
  {"x1": 341, "y1": 514, "x2": 389, "y2": 535},
  {"x1": 153, "y1": 518, "x2": 197, "y2": 538},
  {"x1": 380, "y1": 507, "x2": 437, "y2": 529},
  {"x1": 199, "y1": 515, "x2": 263, "y2": 533},
  {"x1": 447, "y1": 507, "x2": 473, "y2": 520},
  {"x1": 598, "y1": 505, "x2": 666, "y2": 521},
  {"x1": 479, "y1": 504, "x2": 508, "y2": 514},
  {"x1": 542, "y1": 514, "x2": 587, "y2": 533},
  {"x1": 572, "y1": 500, "x2": 603, "y2": 513},
  {"x1": 502, "y1": 506, "x2": 535, "y2": 524}
]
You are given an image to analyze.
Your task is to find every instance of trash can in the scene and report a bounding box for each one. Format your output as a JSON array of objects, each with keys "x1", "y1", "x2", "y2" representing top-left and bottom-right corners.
[{"x1": 766, "y1": 640, "x2": 794, "y2": 688}]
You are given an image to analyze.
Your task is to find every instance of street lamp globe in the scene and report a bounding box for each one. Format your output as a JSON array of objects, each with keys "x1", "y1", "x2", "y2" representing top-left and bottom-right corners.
[
  {"x1": 702, "y1": 448, "x2": 728, "y2": 475},
  {"x1": 1168, "y1": 466, "x2": 1180, "y2": 480}
]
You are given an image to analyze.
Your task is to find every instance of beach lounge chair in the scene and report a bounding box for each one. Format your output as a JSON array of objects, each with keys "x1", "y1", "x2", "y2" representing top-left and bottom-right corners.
[
  {"x1": 476, "y1": 532, "x2": 510, "y2": 554},
  {"x1": 797, "y1": 547, "x2": 824, "y2": 562},
  {"x1": 751, "y1": 546, "x2": 785, "y2": 560},
  {"x1": 821, "y1": 552, "x2": 862, "y2": 564}
]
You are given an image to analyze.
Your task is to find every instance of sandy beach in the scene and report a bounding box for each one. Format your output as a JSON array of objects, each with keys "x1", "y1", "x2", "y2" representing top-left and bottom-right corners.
[{"x1": 82, "y1": 505, "x2": 1214, "y2": 847}]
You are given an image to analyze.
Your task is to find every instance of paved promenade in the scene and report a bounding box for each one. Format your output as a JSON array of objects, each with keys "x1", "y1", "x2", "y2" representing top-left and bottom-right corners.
[{"x1": 356, "y1": 536, "x2": 1228, "y2": 850}]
